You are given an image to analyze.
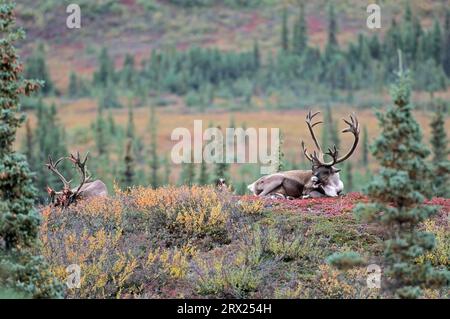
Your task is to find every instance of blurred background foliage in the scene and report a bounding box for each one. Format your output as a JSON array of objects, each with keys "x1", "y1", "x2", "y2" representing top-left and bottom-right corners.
[{"x1": 13, "y1": 0, "x2": 450, "y2": 200}]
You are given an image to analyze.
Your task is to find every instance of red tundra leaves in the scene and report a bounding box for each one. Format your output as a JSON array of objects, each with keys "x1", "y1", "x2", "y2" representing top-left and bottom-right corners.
[{"x1": 238, "y1": 193, "x2": 450, "y2": 217}]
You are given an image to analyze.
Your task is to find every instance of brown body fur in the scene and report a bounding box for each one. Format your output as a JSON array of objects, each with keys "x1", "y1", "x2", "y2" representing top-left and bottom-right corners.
[
  {"x1": 76, "y1": 180, "x2": 108, "y2": 199},
  {"x1": 248, "y1": 170, "x2": 323, "y2": 198}
]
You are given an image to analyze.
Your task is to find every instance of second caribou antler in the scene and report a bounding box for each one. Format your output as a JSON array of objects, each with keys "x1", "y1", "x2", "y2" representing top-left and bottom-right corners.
[
  {"x1": 45, "y1": 156, "x2": 72, "y2": 190},
  {"x1": 67, "y1": 151, "x2": 91, "y2": 202}
]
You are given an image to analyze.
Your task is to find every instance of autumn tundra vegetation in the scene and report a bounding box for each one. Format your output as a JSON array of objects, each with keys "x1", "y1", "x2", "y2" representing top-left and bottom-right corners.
[{"x1": 0, "y1": 0, "x2": 449, "y2": 299}]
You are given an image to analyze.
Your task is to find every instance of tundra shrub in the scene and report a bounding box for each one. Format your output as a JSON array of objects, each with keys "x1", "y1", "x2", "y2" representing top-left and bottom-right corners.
[{"x1": 40, "y1": 186, "x2": 235, "y2": 298}]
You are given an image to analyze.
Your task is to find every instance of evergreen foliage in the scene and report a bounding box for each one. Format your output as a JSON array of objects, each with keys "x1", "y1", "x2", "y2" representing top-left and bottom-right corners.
[
  {"x1": 443, "y1": 10, "x2": 450, "y2": 76},
  {"x1": 68, "y1": 72, "x2": 78, "y2": 98},
  {"x1": 121, "y1": 139, "x2": 135, "y2": 188},
  {"x1": 281, "y1": 7, "x2": 289, "y2": 52},
  {"x1": 93, "y1": 47, "x2": 115, "y2": 87},
  {"x1": 94, "y1": 103, "x2": 109, "y2": 156},
  {"x1": 351, "y1": 57, "x2": 450, "y2": 298},
  {"x1": 180, "y1": 155, "x2": 196, "y2": 186},
  {"x1": 163, "y1": 155, "x2": 172, "y2": 186},
  {"x1": 149, "y1": 105, "x2": 159, "y2": 188},
  {"x1": 214, "y1": 126, "x2": 230, "y2": 183},
  {"x1": 24, "y1": 43, "x2": 53, "y2": 95},
  {"x1": 361, "y1": 125, "x2": 369, "y2": 166},
  {"x1": 61, "y1": 4, "x2": 450, "y2": 107},
  {"x1": 345, "y1": 161, "x2": 353, "y2": 192},
  {"x1": 292, "y1": 3, "x2": 307, "y2": 56},
  {"x1": 0, "y1": 1, "x2": 63, "y2": 298},
  {"x1": 34, "y1": 102, "x2": 70, "y2": 200},
  {"x1": 276, "y1": 130, "x2": 284, "y2": 172},
  {"x1": 430, "y1": 104, "x2": 450, "y2": 197}
]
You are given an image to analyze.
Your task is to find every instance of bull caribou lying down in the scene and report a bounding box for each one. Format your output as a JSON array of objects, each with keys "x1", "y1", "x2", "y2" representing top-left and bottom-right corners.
[
  {"x1": 46, "y1": 152, "x2": 108, "y2": 207},
  {"x1": 248, "y1": 111, "x2": 360, "y2": 199}
]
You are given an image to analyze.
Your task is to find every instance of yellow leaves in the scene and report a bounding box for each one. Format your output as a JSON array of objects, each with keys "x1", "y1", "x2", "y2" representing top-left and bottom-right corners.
[
  {"x1": 237, "y1": 199, "x2": 264, "y2": 215},
  {"x1": 416, "y1": 220, "x2": 449, "y2": 267},
  {"x1": 127, "y1": 185, "x2": 221, "y2": 213},
  {"x1": 210, "y1": 204, "x2": 227, "y2": 226},
  {"x1": 39, "y1": 185, "x2": 231, "y2": 298},
  {"x1": 121, "y1": 185, "x2": 229, "y2": 237},
  {"x1": 145, "y1": 245, "x2": 195, "y2": 280},
  {"x1": 175, "y1": 203, "x2": 227, "y2": 236},
  {"x1": 317, "y1": 264, "x2": 356, "y2": 298},
  {"x1": 112, "y1": 253, "x2": 138, "y2": 287},
  {"x1": 52, "y1": 265, "x2": 68, "y2": 283}
]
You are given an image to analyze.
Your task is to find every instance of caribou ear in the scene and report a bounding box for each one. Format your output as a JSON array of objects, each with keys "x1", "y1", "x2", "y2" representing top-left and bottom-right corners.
[{"x1": 331, "y1": 167, "x2": 341, "y2": 173}]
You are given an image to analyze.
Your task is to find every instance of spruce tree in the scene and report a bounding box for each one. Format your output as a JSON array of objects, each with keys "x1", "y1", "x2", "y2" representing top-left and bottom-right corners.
[
  {"x1": 443, "y1": 10, "x2": 450, "y2": 76},
  {"x1": 345, "y1": 161, "x2": 353, "y2": 192},
  {"x1": 0, "y1": 1, "x2": 62, "y2": 297},
  {"x1": 430, "y1": 18, "x2": 442, "y2": 64},
  {"x1": 383, "y1": 19, "x2": 403, "y2": 71},
  {"x1": 163, "y1": 155, "x2": 172, "y2": 186},
  {"x1": 68, "y1": 72, "x2": 78, "y2": 98},
  {"x1": 22, "y1": 119, "x2": 35, "y2": 170},
  {"x1": 361, "y1": 125, "x2": 369, "y2": 166},
  {"x1": 25, "y1": 43, "x2": 53, "y2": 95},
  {"x1": 34, "y1": 102, "x2": 70, "y2": 200},
  {"x1": 121, "y1": 53, "x2": 136, "y2": 88},
  {"x1": 430, "y1": 104, "x2": 450, "y2": 197},
  {"x1": 215, "y1": 126, "x2": 230, "y2": 183},
  {"x1": 276, "y1": 130, "x2": 285, "y2": 172},
  {"x1": 352, "y1": 55, "x2": 449, "y2": 298},
  {"x1": 325, "y1": 3, "x2": 338, "y2": 55},
  {"x1": 107, "y1": 110, "x2": 117, "y2": 137},
  {"x1": 99, "y1": 83, "x2": 122, "y2": 109},
  {"x1": 281, "y1": 7, "x2": 289, "y2": 52},
  {"x1": 198, "y1": 158, "x2": 209, "y2": 185},
  {"x1": 369, "y1": 34, "x2": 381, "y2": 60},
  {"x1": 93, "y1": 47, "x2": 114, "y2": 87},
  {"x1": 321, "y1": 119, "x2": 330, "y2": 153},
  {"x1": 94, "y1": 103, "x2": 108, "y2": 156},
  {"x1": 414, "y1": 58, "x2": 447, "y2": 100},
  {"x1": 322, "y1": 105, "x2": 340, "y2": 150},
  {"x1": 401, "y1": 3, "x2": 415, "y2": 61},
  {"x1": 149, "y1": 105, "x2": 159, "y2": 188},
  {"x1": 292, "y1": 2, "x2": 307, "y2": 56},
  {"x1": 121, "y1": 139, "x2": 135, "y2": 189},
  {"x1": 180, "y1": 153, "x2": 196, "y2": 186},
  {"x1": 126, "y1": 103, "x2": 135, "y2": 140},
  {"x1": 330, "y1": 120, "x2": 340, "y2": 150},
  {"x1": 214, "y1": 161, "x2": 229, "y2": 184},
  {"x1": 253, "y1": 39, "x2": 260, "y2": 69}
]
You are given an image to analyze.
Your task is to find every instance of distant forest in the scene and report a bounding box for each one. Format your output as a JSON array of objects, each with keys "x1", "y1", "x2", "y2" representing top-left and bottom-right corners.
[
  {"x1": 24, "y1": 3, "x2": 450, "y2": 109},
  {"x1": 21, "y1": 3, "x2": 450, "y2": 201}
]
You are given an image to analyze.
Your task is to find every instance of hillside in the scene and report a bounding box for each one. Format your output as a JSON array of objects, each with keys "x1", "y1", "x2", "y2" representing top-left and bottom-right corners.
[
  {"x1": 40, "y1": 186, "x2": 449, "y2": 298},
  {"x1": 16, "y1": 0, "x2": 445, "y2": 90},
  {"x1": 14, "y1": 0, "x2": 450, "y2": 196}
]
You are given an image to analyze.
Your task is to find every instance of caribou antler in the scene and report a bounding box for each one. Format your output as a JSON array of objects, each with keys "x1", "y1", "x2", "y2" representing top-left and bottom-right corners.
[
  {"x1": 45, "y1": 156, "x2": 71, "y2": 190},
  {"x1": 68, "y1": 151, "x2": 91, "y2": 200},
  {"x1": 301, "y1": 110, "x2": 323, "y2": 163},
  {"x1": 301, "y1": 110, "x2": 360, "y2": 167},
  {"x1": 334, "y1": 113, "x2": 360, "y2": 164}
]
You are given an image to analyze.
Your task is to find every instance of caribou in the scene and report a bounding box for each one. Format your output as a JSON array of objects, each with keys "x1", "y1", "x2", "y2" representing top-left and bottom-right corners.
[
  {"x1": 45, "y1": 152, "x2": 108, "y2": 207},
  {"x1": 248, "y1": 110, "x2": 360, "y2": 199}
]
